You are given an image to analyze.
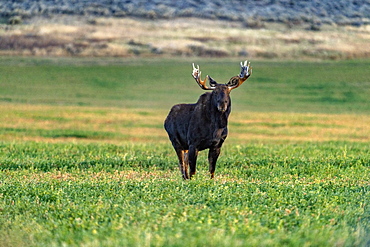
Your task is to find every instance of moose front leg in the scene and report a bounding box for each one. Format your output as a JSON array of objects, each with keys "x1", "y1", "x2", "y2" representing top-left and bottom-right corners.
[
  {"x1": 188, "y1": 145, "x2": 199, "y2": 179},
  {"x1": 208, "y1": 147, "x2": 221, "y2": 179},
  {"x1": 175, "y1": 149, "x2": 189, "y2": 179}
]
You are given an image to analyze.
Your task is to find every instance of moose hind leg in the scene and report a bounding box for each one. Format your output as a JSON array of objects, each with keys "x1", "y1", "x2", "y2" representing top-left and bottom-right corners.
[
  {"x1": 208, "y1": 147, "x2": 221, "y2": 179},
  {"x1": 176, "y1": 149, "x2": 189, "y2": 179}
]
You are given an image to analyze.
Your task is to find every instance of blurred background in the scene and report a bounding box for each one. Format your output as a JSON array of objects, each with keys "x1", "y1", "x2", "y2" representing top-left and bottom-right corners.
[
  {"x1": 1, "y1": 0, "x2": 369, "y2": 60},
  {"x1": 0, "y1": 0, "x2": 369, "y2": 144},
  {"x1": 1, "y1": 0, "x2": 369, "y2": 126}
]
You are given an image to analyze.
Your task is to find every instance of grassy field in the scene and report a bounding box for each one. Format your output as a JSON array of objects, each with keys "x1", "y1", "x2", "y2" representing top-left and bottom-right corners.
[
  {"x1": 0, "y1": 57, "x2": 369, "y2": 246},
  {"x1": 1, "y1": 142, "x2": 369, "y2": 246},
  {"x1": 1, "y1": 57, "x2": 369, "y2": 113}
]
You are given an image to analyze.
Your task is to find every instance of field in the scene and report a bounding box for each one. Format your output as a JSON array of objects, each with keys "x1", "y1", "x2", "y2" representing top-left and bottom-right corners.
[{"x1": 0, "y1": 57, "x2": 369, "y2": 246}]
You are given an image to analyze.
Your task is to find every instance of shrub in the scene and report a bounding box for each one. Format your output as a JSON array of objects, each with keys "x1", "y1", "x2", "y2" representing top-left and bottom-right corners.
[
  {"x1": 243, "y1": 17, "x2": 266, "y2": 29},
  {"x1": 188, "y1": 45, "x2": 229, "y2": 57},
  {"x1": 8, "y1": 16, "x2": 22, "y2": 25}
]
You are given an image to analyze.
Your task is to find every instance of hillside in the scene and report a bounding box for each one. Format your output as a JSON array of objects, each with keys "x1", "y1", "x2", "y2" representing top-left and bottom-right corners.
[
  {"x1": 1, "y1": 1, "x2": 369, "y2": 59},
  {"x1": 1, "y1": 0, "x2": 369, "y2": 26}
]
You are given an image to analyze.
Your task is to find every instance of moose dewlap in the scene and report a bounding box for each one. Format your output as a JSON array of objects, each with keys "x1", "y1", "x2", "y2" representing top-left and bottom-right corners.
[{"x1": 164, "y1": 61, "x2": 252, "y2": 179}]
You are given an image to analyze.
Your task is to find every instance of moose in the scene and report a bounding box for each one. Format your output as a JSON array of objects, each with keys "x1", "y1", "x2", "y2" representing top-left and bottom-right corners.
[{"x1": 164, "y1": 61, "x2": 252, "y2": 179}]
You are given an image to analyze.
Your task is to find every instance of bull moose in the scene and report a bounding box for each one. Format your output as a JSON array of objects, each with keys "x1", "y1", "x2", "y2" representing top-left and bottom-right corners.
[{"x1": 164, "y1": 61, "x2": 252, "y2": 179}]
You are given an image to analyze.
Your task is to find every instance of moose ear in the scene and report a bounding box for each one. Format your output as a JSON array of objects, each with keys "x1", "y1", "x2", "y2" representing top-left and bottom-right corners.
[{"x1": 208, "y1": 76, "x2": 218, "y2": 87}]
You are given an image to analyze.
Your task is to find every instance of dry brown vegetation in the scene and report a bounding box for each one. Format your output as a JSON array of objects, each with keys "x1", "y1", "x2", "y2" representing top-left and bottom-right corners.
[
  {"x1": 1, "y1": 104, "x2": 369, "y2": 144},
  {"x1": 1, "y1": 16, "x2": 370, "y2": 60}
]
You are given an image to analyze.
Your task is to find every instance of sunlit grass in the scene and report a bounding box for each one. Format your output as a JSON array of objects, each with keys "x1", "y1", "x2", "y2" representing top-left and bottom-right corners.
[{"x1": 1, "y1": 104, "x2": 369, "y2": 144}]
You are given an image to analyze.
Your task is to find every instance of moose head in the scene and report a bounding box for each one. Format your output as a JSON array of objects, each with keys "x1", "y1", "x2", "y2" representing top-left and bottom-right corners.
[{"x1": 191, "y1": 61, "x2": 252, "y2": 113}]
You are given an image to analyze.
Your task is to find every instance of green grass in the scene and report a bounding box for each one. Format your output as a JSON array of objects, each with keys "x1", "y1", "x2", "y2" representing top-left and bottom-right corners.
[
  {"x1": 0, "y1": 57, "x2": 369, "y2": 246},
  {"x1": 0, "y1": 142, "x2": 369, "y2": 246},
  {"x1": 1, "y1": 57, "x2": 369, "y2": 113}
]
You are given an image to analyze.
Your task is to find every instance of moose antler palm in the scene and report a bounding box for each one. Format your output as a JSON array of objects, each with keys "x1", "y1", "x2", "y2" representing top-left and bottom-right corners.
[
  {"x1": 192, "y1": 63, "x2": 215, "y2": 90},
  {"x1": 227, "y1": 60, "x2": 252, "y2": 90},
  {"x1": 240, "y1": 60, "x2": 252, "y2": 79}
]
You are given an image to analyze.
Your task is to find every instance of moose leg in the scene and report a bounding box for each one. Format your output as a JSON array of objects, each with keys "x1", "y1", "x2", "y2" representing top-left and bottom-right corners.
[
  {"x1": 176, "y1": 149, "x2": 189, "y2": 179},
  {"x1": 188, "y1": 145, "x2": 199, "y2": 179},
  {"x1": 184, "y1": 150, "x2": 189, "y2": 178},
  {"x1": 208, "y1": 147, "x2": 221, "y2": 179}
]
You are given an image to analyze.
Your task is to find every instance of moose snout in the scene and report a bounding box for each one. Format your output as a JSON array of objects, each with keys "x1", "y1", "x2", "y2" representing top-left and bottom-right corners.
[{"x1": 217, "y1": 101, "x2": 228, "y2": 113}]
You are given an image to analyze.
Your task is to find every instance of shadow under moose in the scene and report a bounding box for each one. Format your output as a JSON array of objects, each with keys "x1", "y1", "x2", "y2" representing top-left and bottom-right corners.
[{"x1": 164, "y1": 61, "x2": 252, "y2": 179}]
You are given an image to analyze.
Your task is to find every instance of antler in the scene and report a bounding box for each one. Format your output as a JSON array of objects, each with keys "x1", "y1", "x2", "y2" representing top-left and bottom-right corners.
[
  {"x1": 228, "y1": 60, "x2": 252, "y2": 90},
  {"x1": 239, "y1": 60, "x2": 252, "y2": 79},
  {"x1": 192, "y1": 63, "x2": 215, "y2": 90}
]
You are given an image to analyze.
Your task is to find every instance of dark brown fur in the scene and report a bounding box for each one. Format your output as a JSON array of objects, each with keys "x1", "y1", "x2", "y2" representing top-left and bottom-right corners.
[
  {"x1": 164, "y1": 84, "x2": 231, "y2": 179},
  {"x1": 164, "y1": 61, "x2": 251, "y2": 179}
]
